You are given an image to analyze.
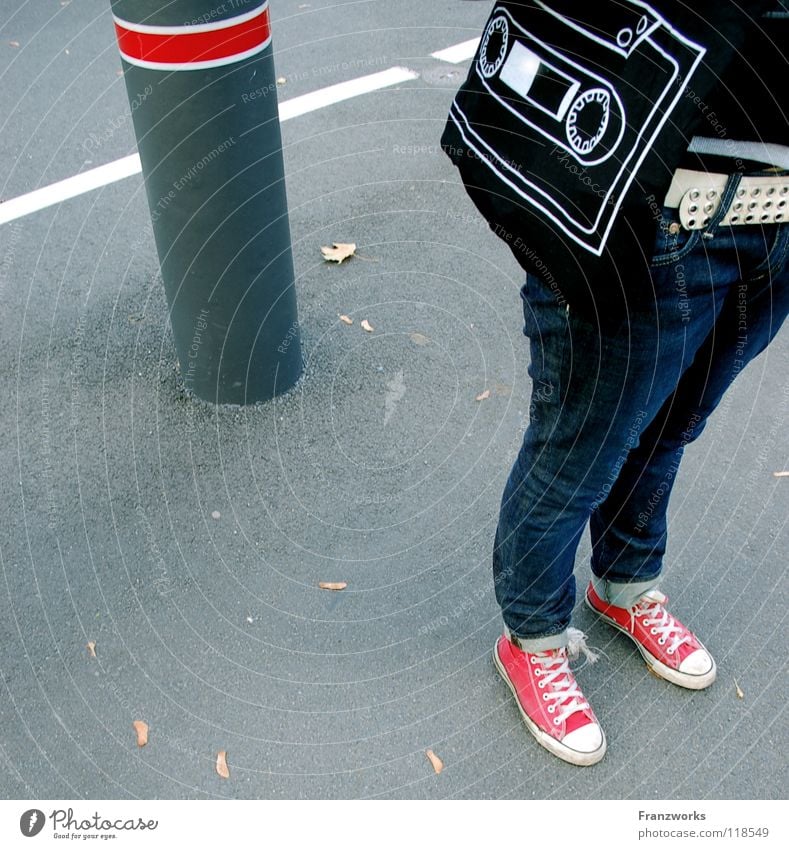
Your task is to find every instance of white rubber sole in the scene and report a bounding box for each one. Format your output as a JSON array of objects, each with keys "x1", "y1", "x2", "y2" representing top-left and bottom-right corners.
[
  {"x1": 493, "y1": 642, "x2": 607, "y2": 767},
  {"x1": 585, "y1": 593, "x2": 717, "y2": 690}
]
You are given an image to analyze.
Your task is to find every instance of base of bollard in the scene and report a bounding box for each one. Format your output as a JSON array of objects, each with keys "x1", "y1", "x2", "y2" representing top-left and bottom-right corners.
[{"x1": 175, "y1": 349, "x2": 306, "y2": 408}]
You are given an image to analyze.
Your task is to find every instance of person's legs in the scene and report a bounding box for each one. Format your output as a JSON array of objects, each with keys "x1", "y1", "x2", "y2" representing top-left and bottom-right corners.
[
  {"x1": 492, "y1": 259, "x2": 724, "y2": 649},
  {"x1": 490, "y1": 257, "x2": 726, "y2": 763},
  {"x1": 584, "y1": 220, "x2": 789, "y2": 689},
  {"x1": 493, "y1": 189, "x2": 789, "y2": 760},
  {"x1": 590, "y1": 222, "x2": 789, "y2": 602}
]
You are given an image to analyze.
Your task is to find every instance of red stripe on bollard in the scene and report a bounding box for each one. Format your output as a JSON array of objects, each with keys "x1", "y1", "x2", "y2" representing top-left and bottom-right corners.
[{"x1": 114, "y1": 2, "x2": 271, "y2": 70}]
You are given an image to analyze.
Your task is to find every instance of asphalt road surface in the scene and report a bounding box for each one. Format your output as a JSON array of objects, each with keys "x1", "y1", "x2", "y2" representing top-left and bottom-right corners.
[{"x1": 0, "y1": 0, "x2": 787, "y2": 800}]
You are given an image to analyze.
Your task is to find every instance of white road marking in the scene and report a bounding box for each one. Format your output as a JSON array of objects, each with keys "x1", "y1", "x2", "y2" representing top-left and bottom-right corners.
[
  {"x1": 430, "y1": 37, "x2": 479, "y2": 64},
  {"x1": 0, "y1": 65, "x2": 419, "y2": 226},
  {"x1": 0, "y1": 154, "x2": 142, "y2": 226},
  {"x1": 277, "y1": 66, "x2": 417, "y2": 122}
]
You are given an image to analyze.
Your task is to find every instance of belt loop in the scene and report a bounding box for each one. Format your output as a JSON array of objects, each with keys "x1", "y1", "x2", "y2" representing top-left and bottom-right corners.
[{"x1": 702, "y1": 172, "x2": 742, "y2": 238}]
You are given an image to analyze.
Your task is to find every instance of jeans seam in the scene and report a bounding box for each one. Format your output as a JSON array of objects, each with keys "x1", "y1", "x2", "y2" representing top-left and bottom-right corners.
[
  {"x1": 749, "y1": 225, "x2": 789, "y2": 279},
  {"x1": 650, "y1": 228, "x2": 700, "y2": 266},
  {"x1": 508, "y1": 624, "x2": 568, "y2": 641},
  {"x1": 595, "y1": 572, "x2": 662, "y2": 586}
]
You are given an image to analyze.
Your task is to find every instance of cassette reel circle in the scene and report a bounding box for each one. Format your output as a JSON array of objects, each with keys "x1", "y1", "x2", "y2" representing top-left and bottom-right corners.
[
  {"x1": 566, "y1": 88, "x2": 611, "y2": 156},
  {"x1": 479, "y1": 15, "x2": 509, "y2": 79}
]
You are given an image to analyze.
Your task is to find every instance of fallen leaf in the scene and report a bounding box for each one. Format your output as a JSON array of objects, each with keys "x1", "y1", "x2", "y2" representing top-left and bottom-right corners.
[
  {"x1": 321, "y1": 242, "x2": 357, "y2": 263},
  {"x1": 426, "y1": 749, "x2": 444, "y2": 774},
  {"x1": 409, "y1": 332, "x2": 429, "y2": 346},
  {"x1": 475, "y1": 389, "x2": 491, "y2": 402},
  {"x1": 773, "y1": 471, "x2": 789, "y2": 478},
  {"x1": 132, "y1": 720, "x2": 149, "y2": 747},
  {"x1": 338, "y1": 314, "x2": 353, "y2": 325},
  {"x1": 360, "y1": 319, "x2": 374, "y2": 333},
  {"x1": 216, "y1": 750, "x2": 230, "y2": 778},
  {"x1": 9, "y1": 41, "x2": 20, "y2": 48},
  {"x1": 318, "y1": 581, "x2": 347, "y2": 591},
  {"x1": 735, "y1": 680, "x2": 745, "y2": 700},
  {"x1": 86, "y1": 641, "x2": 97, "y2": 658}
]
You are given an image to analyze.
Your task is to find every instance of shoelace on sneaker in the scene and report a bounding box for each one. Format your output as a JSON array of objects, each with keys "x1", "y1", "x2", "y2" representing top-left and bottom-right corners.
[
  {"x1": 630, "y1": 590, "x2": 691, "y2": 657},
  {"x1": 532, "y1": 628, "x2": 600, "y2": 727}
]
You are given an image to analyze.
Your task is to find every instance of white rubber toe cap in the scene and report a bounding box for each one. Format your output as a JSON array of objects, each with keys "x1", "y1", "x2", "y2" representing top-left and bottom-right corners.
[
  {"x1": 563, "y1": 723, "x2": 604, "y2": 754},
  {"x1": 678, "y1": 648, "x2": 713, "y2": 676}
]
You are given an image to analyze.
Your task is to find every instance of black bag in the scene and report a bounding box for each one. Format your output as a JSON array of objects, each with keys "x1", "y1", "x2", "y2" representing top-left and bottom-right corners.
[{"x1": 441, "y1": 1, "x2": 773, "y2": 313}]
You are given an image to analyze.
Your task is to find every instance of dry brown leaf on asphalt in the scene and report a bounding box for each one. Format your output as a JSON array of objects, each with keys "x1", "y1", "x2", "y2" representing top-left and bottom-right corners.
[
  {"x1": 339, "y1": 314, "x2": 354, "y2": 325},
  {"x1": 86, "y1": 641, "x2": 97, "y2": 658},
  {"x1": 319, "y1": 581, "x2": 348, "y2": 591},
  {"x1": 475, "y1": 389, "x2": 491, "y2": 402},
  {"x1": 772, "y1": 471, "x2": 789, "y2": 478},
  {"x1": 360, "y1": 319, "x2": 374, "y2": 333},
  {"x1": 426, "y1": 749, "x2": 444, "y2": 774},
  {"x1": 216, "y1": 750, "x2": 230, "y2": 779},
  {"x1": 735, "y1": 680, "x2": 745, "y2": 699},
  {"x1": 132, "y1": 720, "x2": 149, "y2": 747},
  {"x1": 321, "y1": 242, "x2": 357, "y2": 263}
]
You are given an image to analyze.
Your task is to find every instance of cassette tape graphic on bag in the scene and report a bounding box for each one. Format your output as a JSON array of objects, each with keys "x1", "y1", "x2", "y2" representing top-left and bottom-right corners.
[{"x1": 449, "y1": 1, "x2": 706, "y2": 255}]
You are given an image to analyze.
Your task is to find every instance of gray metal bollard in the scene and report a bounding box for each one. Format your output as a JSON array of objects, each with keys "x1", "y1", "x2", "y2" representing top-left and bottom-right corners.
[{"x1": 111, "y1": 0, "x2": 302, "y2": 404}]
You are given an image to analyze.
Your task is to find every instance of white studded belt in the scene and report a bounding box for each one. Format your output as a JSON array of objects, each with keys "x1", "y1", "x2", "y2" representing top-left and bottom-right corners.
[{"x1": 663, "y1": 168, "x2": 789, "y2": 230}]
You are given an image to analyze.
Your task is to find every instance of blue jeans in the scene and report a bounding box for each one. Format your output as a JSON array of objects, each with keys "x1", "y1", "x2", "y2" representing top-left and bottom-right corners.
[{"x1": 493, "y1": 183, "x2": 789, "y2": 651}]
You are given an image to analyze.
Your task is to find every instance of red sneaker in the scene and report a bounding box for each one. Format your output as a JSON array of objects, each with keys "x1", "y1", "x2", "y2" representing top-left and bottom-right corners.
[
  {"x1": 493, "y1": 629, "x2": 606, "y2": 766},
  {"x1": 585, "y1": 584, "x2": 716, "y2": 690}
]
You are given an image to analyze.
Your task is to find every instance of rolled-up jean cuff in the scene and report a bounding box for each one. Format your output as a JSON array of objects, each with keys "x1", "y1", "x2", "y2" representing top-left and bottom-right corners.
[
  {"x1": 591, "y1": 574, "x2": 660, "y2": 610},
  {"x1": 504, "y1": 624, "x2": 568, "y2": 653}
]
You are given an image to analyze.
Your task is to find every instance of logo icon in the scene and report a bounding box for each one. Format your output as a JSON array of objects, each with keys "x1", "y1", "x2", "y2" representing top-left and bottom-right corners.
[{"x1": 20, "y1": 809, "x2": 46, "y2": 837}]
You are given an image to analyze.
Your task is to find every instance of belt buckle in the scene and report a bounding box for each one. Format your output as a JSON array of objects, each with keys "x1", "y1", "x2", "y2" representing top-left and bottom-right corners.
[{"x1": 678, "y1": 187, "x2": 720, "y2": 230}]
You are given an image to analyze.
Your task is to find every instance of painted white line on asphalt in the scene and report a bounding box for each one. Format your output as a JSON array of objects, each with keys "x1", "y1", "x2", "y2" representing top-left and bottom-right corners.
[
  {"x1": 278, "y1": 66, "x2": 418, "y2": 122},
  {"x1": 0, "y1": 65, "x2": 419, "y2": 226},
  {"x1": 0, "y1": 154, "x2": 142, "y2": 226},
  {"x1": 430, "y1": 38, "x2": 479, "y2": 64}
]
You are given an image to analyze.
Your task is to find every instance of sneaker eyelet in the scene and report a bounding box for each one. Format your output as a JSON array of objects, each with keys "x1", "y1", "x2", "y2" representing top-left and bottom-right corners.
[
  {"x1": 658, "y1": 637, "x2": 665, "y2": 645},
  {"x1": 538, "y1": 681, "x2": 545, "y2": 688},
  {"x1": 542, "y1": 693, "x2": 549, "y2": 701},
  {"x1": 667, "y1": 648, "x2": 674, "y2": 655},
  {"x1": 534, "y1": 668, "x2": 541, "y2": 676},
  {"x1": 547, "y1": 705, "x2": 554, "y2": 713},
  {"x1": 553, "y1": 718, "x2": 560, "y2": 725},
  {"x1": 530, "y1": 657, "x2": 538, "y2": 664},
  {"x1": 650, "y1": 628, "x2": 658, "y2": 635}
]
